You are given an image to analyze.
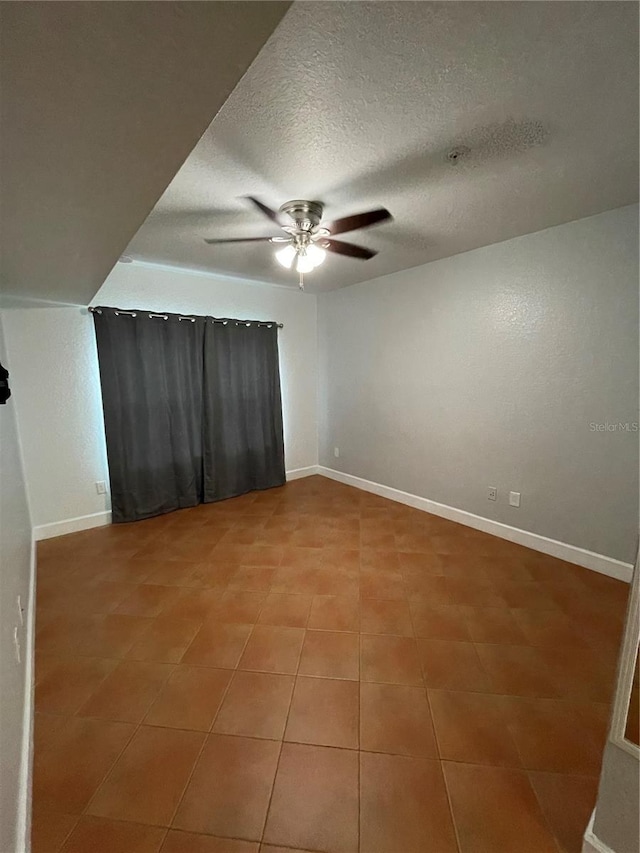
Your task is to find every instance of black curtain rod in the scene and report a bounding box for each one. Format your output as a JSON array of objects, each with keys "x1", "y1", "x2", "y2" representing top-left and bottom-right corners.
[{"x1": 88, "y1": 306, "x2": 283, "y2": 328}]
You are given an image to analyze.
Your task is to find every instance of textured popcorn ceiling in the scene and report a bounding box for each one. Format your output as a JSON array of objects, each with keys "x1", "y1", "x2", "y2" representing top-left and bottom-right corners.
[{"x1": 126, "y1": 1, "x2": 639, "y2": 292}]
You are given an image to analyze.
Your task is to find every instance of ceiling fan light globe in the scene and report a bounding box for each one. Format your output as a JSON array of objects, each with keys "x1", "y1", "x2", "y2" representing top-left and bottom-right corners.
[
  {"x1": 275, "y1": 245, "x2": 297, "y2": 269},
  {"x1": 306, "y1": 244, "x2": 326, "y2": 267},
  {"x1": 296, "y1": 252, "x2": 315, "y2": 274}
]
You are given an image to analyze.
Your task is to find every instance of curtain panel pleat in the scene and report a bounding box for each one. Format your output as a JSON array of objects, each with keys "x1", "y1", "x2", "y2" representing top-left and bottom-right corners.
[
  {"x1": 203, "y1": 321, "x2": 286, "y2": 501},
  {"x1": 93, "y1": 307, "x2": 285, "y2": 523}
]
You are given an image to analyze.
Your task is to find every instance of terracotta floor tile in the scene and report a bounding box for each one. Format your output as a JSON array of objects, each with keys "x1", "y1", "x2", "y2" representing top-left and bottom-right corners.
[
  {"x1": 161, "y1": 588, "x2": 224, "y2": 621},
  {"x1": 37, "y1": 613, "x2": 152, "y2": 658},
  {"x1": 173, "y1": 734, "x2": 279, "y2": 840},
  {"x1": 33, "y1": 716, "x2": 135, "y2": 814},
  {"x1": 257, "y1": 593, "x2": 312, "y2": 628},
  {"x1": 320, "y1": 547, "x2": 361, "y2": 571},
  {"x1": 398, "y1": 551, "x2": 444, "y2": 574},
  {"x1": 443, "y1": 761, "x2": 558, "y2": 853},
  {"x1": 114, "y1": 584, "x2": 181, "y2": 617},
  {"x1": 209, "y1": 590, "x2": 267, "y2": 623},
  {"x1": 360, "y1": 597, "x2": 413, "y2": 636},
  {"x1": 238, "y1": 625, "x2": 305, "y2": 674},
  {"x1": 428, "y1": 689, "x2": 521, "y2": 766},
  {"x1": 528, "y1": 771, "x2": 598, "y2": 853},
  {"x1": 263, "y1": 743, "x2": 358, "y2": 853},
  {"x1": 35, "y1": 656, "x2": 117, "y2": 714},
  {"x1": 186, "y1": 563, "x2": 236, "y2": 589},
  {"x1": 59, "y1": 816, "x2": 166, "y2": 853},
  {"x1": 134, "y1": 539, "x2": 216, "y2": 564},
  {"x1": 279, "y1": 547, "x2": 323, "y2": 570},
  {"x1": 270, "y1": 566, "x2": 318, "y2": 594},
  {"x1": 298, "y1": 630, "x2": 359, "y2": 679},
  {"x1": 78, "y1": 661, "x2": 173, "y2": 723},
  {"x1": 458, "y1": 606, "x2": 528, "y2": 644},
  {"x1": 313, "y1": 567, "x2": 359, "y2": 597},
  {"x1": 87, "y1": 726, "x2": 204, "y2": 826},
  {"x1": 100, "y1": 559, "x2": 158, "y2": 585},
  {"x1": 360, "y1": 682, "x2": 437, "y2": 757},
  {"x1": 162, "y1": 830, "x2": 259, "y2": 853},
  {"x1": 290, "y1": 528, "x2": 329, "y2": 548},
  {"x1": 503, "y1": 696, "x2": 604, "y2": 775},
  {"x1": 512, "y1": 607, "x2": 589, "y2": 649},
  {"x1": 182, "y1": 622, "x2": 252, "y2": 668},
  {"x1": 33, "y1": 480, "x2": 628, "y2": 853},
  {"x1": 308, "y1": 595, "x2": 359, "y2": 632},
  {"x1": 143, "y1": 559, "x2": 208, "y2": 587},
  {"x1": 476, "y1": 643, "x2": 561, "y2": 698},
  {"x1": 499, "y1": 581, "x2": 560, "y2": 610},
  {"x1": 31, "y1": 810, "x2": 78, "y2": 853},
  {"x1": 360, "y1": 570, "x2": 405, "y2": 600},
  {"x1": 240, "y1": 545, "x2": 284, "y2": 567},
  {"x1": 213, "y1": 671, "x2": 294, "y2": 739},
  {"x1": 126, "y1": 615, "x2": 203, "y2": 663},
  {"x1": 361, "y1": 635, "x2": 422, "y2": 686},
  {"x1": 405, "y1": 575, "x2": 455, "y2": 603},
  {"x1": 260, "y1": 846, "x2": 310, "y2": 853},
  {"x1": 38, "y1": 579, "x2": 136, "y2": 615},
  {"x1": 540, "y1": 642, "x2": 618, "y2": 703},
  {"x1": 408, "y1": 601, "x2": 470, "y2": 640},
  {"x1": 144, "y1": 666, "x2": 231, "y2": 731},
  {"x1": 417, "y1": 639, "x2": 489, "y2": 691},
  {"x1": 285, "y1": 676, "x2": 359, "y2": 748},
  {"x1": 361, "y1": 549, "x2": 401, "y2": 572},
  {"x1": 360, "y1": 752, "x2": 457, "y2": 853},
  {"x1": 444, "y1": 576, "x2": 507, "y2": 607},
  {"x1": 34, "y1": 711, "x2": 69, "y2": 755},
  {"x1": 228, "y1": 566, "x2": 276, "y2": 592}
]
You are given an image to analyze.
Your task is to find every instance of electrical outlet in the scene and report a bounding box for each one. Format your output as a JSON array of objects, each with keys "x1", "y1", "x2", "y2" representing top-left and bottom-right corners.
[
  {"x1": 487, "y1": 486, "x2": 497, "y2": 501},
  {"x1": 334, "y1": 447, "x2": 340, "y2": 458},
  {"x1": 95, "y1": 480, "x2": 107, "y2": 495},
  {"x1": 509, "y1": 491, "x2": 521, "y2": 507}
]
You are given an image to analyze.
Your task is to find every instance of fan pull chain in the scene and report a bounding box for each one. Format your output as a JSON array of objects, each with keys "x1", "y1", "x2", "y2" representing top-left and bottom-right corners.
[{"x1": 299, "y1": 271, "x2": 305, "y2": 291}]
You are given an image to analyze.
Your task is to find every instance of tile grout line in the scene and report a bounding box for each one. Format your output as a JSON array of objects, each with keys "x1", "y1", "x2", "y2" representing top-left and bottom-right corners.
[
  {"x1": 258, "y1": 596, "x2": 306, "y2": 848},
  {"x1": 163, "y1": 649, "x2": 240, "y2": 833}
]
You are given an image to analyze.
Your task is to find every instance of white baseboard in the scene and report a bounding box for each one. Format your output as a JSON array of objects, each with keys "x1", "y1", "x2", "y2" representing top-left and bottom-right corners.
[
  {"x1": 317, "y1": 466, "x2": 633, "y2": 583},
  {"x1": 286, "y1": 465, "x2": 320, "y2": 481},
  {"x1": 30, "y1": 468, "x2": 633, "y2": 583},
  {"x1": 16, "y1": 537, "x2": 37, "y2": 853},
  {"x1": 30, "y1": 472, "x2": 321, "y2": 540},
  {"x1": 582, "y1": 810, "x2": 616, "y2": 853},
  {"x1": 33, "y1": 510, "x2": 112, "y2": 541}
]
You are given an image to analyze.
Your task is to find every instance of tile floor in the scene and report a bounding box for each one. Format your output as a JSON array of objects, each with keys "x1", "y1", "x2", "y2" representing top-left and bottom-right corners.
[{"x1": 32, "y1": 476, "x2": 629, "y2": 853}]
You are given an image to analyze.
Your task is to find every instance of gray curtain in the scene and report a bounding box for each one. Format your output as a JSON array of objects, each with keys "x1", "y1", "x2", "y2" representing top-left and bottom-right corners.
[
  {"x1": 203, "y1": 321, "x2": 285, "y2": 501},
  {"x1": 93, "y1": 307, "x2": 285, "y2": 523}
]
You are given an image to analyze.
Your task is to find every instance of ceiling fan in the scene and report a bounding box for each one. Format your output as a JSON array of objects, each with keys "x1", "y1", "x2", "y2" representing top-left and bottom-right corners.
[{"x1": 204, "y1": 197, "x2": 392, "y2": 288}]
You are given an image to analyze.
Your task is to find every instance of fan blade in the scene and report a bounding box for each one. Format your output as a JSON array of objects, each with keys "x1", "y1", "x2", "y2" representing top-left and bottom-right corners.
[
  {"x1": 324, "y1": 239, "x2": 377, "y2": 260},
  {"x1": 245, "y1": 196, "x2": 282, "y2": 224},
  {"x1": 325, "y1": 207, "x2": 392, "y2": 236},
  {"x1": 204, "y1": 236, "x2": 278, "y2": 244}
]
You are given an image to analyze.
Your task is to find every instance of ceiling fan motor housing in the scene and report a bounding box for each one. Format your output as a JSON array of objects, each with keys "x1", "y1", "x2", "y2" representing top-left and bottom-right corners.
[{"x1": 280, "y1": 200, "x2": 324, "y2": 231}]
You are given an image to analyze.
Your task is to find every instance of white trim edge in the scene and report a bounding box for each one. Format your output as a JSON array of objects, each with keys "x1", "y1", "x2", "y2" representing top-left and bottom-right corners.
[
  {"x1": 582, "y1": 810, "x2": 616, "y2": 853},
  {"x1": 16, "y1": 536, "x2": 36, "y2": 853},
  {"x1": 286, "y1": 465, "x2": 320, "y2": 481},
  {"x1": 31, "y1": 471, "x2": 321, "y2": 540},
  {"x1": 317, "y1": 466, "x2": 633, "y2": 582},
  {"x1": 33, "y1": 510, "x2": 112, "y2": 541}
]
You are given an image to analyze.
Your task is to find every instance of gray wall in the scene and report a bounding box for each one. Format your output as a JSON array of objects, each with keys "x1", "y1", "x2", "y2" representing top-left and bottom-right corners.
[
  {"x1": 592, "y1": 720, "x2": 640, "y2": 853},
  {"x1": 318, "y1": 205, "x2": 639, "y2": 564},
  {"x1": 0, "y1": 313, "x2": 33, "y2": 852}
]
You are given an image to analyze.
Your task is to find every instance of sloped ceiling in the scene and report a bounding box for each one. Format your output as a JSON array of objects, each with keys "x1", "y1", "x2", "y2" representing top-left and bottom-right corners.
[
  {"x1": 0, "y1": 1, "x2": 290, "y2": 304},
  {"x1": 126, "y1": 1, "x2": 639, "y2": 291}
]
